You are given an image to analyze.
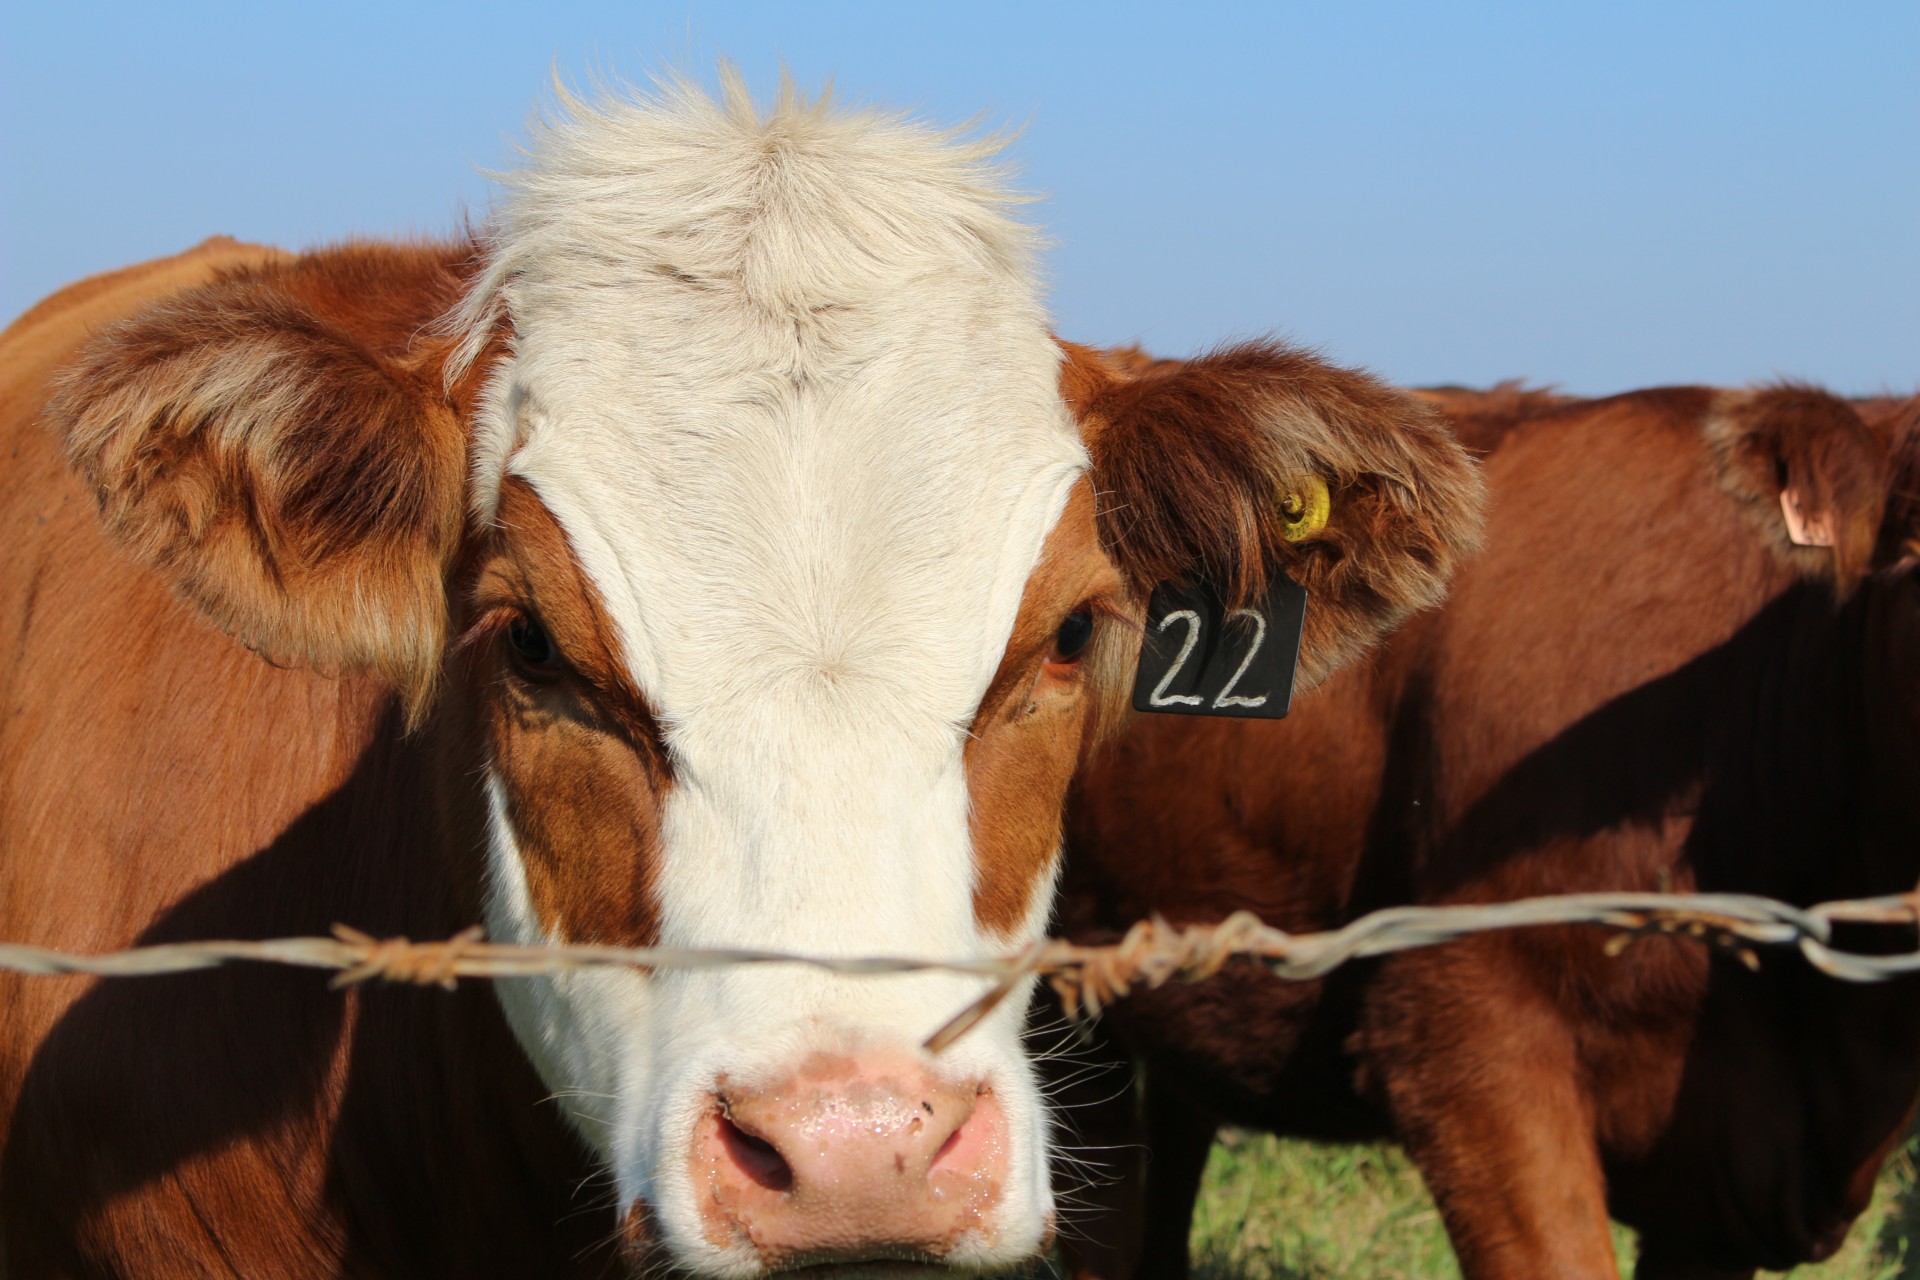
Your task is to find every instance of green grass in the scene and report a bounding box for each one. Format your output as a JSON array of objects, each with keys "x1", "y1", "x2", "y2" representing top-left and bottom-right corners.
[
  {"x1": 1184, "y1": 1129, "x2": 1920, "y2": 1279},
  {"x1": 1014, "y1": 1129, "x2": 1920, "y2": 1278}
]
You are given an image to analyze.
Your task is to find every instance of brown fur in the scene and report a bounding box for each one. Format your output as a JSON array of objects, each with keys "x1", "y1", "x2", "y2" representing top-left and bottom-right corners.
[
  {"x1": 1705, "y1": 384, "x2": 1890, "y2": 589},
  {"x1": 0, "y1": 241, "x2": 617, "y2": 1278},
  {"x1": 1064, "y1": 340, "x2": 1487, "y2": 690},
  {"x1": 972, "y1": 331, "x2": 1494, "y2": 935},
  {"x1": 48, "y1": 243, "x2": 481, "y2": 720},
  {"x1": 963, "y1": 345, "x2": 1486, "y2": 935},
  {"x1": 1412, "y1": 380, "x2": 1579, "y2": 455},
  {"x1": 1054, "y1": 380, "x2": 1920, "y2": 1280},
  {"x1": 1090, "y1": 344, "x2": 1185, "y2": 378},
  {"x1": 1869, "y1": 394, "x2": 1920, "y2": 568},
  {"x1": 966, "y1": 482, "x2": 1124, "y2": 934},
  {"x1": 464, "y1": 478, "x2": 669, "y2": 946}
]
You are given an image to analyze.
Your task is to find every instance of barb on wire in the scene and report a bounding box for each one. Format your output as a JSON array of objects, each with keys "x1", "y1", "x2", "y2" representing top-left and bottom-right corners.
[{"x1": 3, "y1": 888, "x2": 1918, "y2": 1054}]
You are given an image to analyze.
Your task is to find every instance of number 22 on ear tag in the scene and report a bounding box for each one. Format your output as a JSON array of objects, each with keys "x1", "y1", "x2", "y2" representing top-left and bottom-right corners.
[{"x1": 1130, "y1": 575, "x2": 1308, "y2": 719}]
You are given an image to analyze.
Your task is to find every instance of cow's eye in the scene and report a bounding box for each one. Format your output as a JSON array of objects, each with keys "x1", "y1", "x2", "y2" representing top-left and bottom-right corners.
[
  {"x1": 506, "y1": 615, "x2": 560, "y2": 676},
  {"x1": 1050, "y1": 609, "x2": 1095, "y2": 665}
]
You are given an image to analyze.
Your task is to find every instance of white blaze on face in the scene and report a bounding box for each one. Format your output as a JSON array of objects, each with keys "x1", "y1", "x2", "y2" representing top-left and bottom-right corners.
[{"x1": 459, "y1": 78, "x2": 1083, "y2": 1267}]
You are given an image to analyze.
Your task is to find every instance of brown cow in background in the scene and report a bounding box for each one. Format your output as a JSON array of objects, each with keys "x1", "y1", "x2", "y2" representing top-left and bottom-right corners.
[{"x1": 1053, "y1": 379, "x2": 1920, "y2": 1279}]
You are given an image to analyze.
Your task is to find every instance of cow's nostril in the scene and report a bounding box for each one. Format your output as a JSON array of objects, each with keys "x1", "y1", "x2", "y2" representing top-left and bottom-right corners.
[
  {"x1": 716, "y1": 1113, "x2": 793, "y2": 1192},
  {"x1": 928, "y1": 1118, "x2": 967, "y2": 1171}
]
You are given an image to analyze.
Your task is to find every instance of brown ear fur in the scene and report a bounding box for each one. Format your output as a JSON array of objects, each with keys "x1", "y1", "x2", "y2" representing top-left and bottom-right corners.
[
  {"x1": 48, "y1": 242, "x2": 480, "y2": 720},
  {"x1": 1704, "y1": 384, "x2": 1890, "y2": 591},
  {"x1": 1067, "y1": 338, "x2": 1486, "y2": 688},
  {"x1": 1863, "y1": 394, "x2": 1920, "y2": 572}
]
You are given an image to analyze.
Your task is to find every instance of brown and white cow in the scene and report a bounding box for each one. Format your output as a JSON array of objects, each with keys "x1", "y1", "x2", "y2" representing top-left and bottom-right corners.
[
  {"x1": 1053, "y1": 375, "x2": 1920, "y2": 1279},
  {"x1": 0, "y1": 81, "x2": 1483, "y2": 1278}
]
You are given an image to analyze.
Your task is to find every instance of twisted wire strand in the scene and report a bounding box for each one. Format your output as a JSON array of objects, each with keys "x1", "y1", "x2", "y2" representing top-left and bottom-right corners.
[{"x1": 2, "y1": 889, "x2": 1915, "y2": 1053}]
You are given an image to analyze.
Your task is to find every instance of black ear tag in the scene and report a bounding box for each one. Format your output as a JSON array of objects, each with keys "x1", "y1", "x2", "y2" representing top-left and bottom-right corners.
[{"x1": 1130, "y1": 574, "x2": 1308, "y2": 719}]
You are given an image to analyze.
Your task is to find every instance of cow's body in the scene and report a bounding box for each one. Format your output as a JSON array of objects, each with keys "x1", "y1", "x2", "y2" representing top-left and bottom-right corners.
[
  {"x1": 0, "y1": 238, "x2": 619, "y2": 1278},
  {"x1": 1056, "y1": 383, "x2": 1920, "y2": 1279},
  {"x1": 0, "y1": 84, "x2": 1484, "y2": 1278}
]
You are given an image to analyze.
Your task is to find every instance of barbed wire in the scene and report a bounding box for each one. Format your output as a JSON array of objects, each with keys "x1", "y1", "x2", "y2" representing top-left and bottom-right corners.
[{"x1": 4, "y1": 889, "x2": 1919, "y2": 1053}]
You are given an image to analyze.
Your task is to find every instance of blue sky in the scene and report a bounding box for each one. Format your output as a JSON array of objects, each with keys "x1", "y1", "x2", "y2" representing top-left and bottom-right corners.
[{"x1": 3, "y1": 1, "x2": 1913, "y2": 394}]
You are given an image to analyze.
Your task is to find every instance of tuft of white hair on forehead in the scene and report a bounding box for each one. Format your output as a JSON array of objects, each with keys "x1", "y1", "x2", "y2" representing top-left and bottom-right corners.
[{"x1": 448, "y1": 66, "x2": 1047, "y2": 519}]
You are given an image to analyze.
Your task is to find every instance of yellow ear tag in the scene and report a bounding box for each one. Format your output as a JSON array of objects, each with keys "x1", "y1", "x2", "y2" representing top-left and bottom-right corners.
[{"x1": 1277, "y1": 475, "x2": 1331, "y2": 542}]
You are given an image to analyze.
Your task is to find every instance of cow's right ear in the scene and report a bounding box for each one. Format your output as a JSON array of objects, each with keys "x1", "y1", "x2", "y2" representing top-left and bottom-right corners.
[
  {"x1": 1064, "y1": 339, "x2": 1486, "y2": 689},
  {"x1": 1704, "y1": 385, "x2": 1889, "y2": 592},
  {"x1": 48, "y1": 244, "x2": 480, "y2": 721}
]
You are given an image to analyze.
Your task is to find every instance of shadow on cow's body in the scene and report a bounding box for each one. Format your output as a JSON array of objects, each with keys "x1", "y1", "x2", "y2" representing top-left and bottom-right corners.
[
  {"x1": 1054, "y1": 385, "x2": 1920, "y2": 1280},
  {"x1": 1, "y1": 706, "x2": 616, "y2": 1278}
]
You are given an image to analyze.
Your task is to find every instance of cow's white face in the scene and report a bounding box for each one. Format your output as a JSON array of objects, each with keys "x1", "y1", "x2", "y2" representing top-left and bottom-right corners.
[{"x1": 454, "y1": 81, "x2": 1100, "y2": 1273}]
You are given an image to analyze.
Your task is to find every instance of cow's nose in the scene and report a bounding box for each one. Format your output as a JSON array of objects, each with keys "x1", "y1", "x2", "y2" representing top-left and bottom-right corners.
[{"x1": 692, "y1": 1053, "x2": 1008, "y2": 1267}]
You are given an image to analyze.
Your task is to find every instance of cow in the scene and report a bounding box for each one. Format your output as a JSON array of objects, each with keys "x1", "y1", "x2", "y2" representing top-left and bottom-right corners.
[
  {"x1": 1052, "y1": 376, "x2": 1920, "y2": 1279},
  {"x1": 0, "y1": 79, "x2": 1485, "y2": 1279}
]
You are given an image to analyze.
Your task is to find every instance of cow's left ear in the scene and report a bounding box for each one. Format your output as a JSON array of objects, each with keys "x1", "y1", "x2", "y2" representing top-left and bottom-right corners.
[
  {"x1": 1064, "y1": 339, "x2": 1485, "y2": 688},
  {"x1": 48, "y1": 243, "x2": 482, "y2": 722},
  {"x1": 1704, "y1": 385, "x2": 1890, "y2": 592}
]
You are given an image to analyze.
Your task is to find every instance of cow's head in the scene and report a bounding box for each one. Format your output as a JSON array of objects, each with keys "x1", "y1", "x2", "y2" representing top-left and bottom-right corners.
[{"x1": 50, "y1": 78, "x2": 1481, "y2": 1276}]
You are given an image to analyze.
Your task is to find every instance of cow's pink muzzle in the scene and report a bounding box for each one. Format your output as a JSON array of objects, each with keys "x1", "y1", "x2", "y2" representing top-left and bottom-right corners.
[{"x1": 691, "y1": 1052, "x2": 1009, "y2": 1269}]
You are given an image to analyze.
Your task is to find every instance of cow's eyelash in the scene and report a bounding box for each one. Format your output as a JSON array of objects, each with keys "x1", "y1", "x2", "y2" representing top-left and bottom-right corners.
[
  {"x1": 456, "y1": 604, "x2": 532, "y2": 656},
  {"x1": 1087, "y1": 595, "x2": 1142, "y2": 637}
]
